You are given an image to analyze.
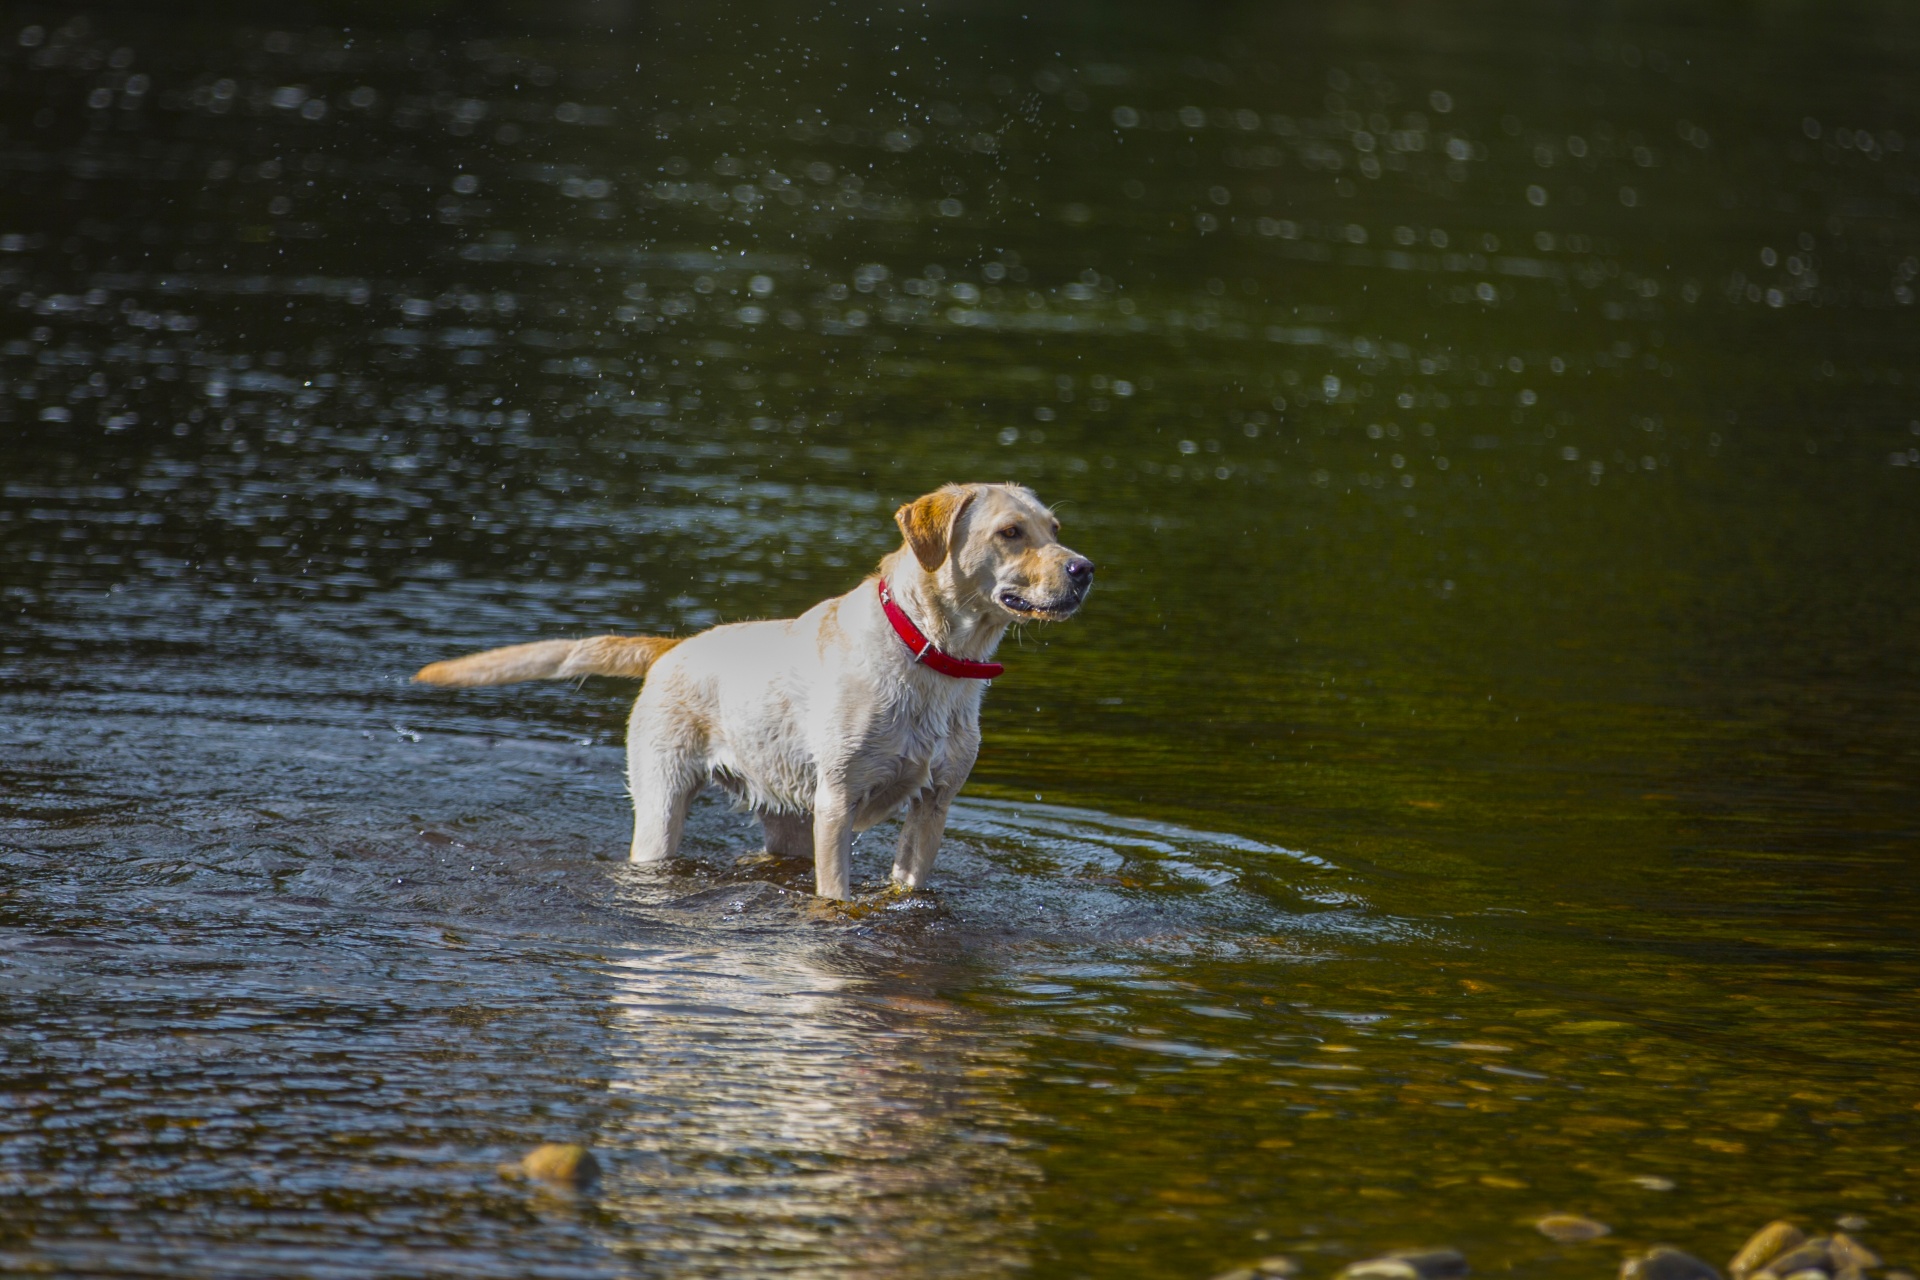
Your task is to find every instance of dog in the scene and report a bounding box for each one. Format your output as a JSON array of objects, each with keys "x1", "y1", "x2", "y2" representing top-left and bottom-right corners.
[{"x1": 413, "y1": 483, "x2": 1095, "y2": 899}]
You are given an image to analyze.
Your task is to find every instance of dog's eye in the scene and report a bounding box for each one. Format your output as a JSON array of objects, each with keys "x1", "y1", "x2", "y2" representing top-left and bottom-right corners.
[{"x1": 998, "y1": 525, "x2": 1022, "y2": 539}]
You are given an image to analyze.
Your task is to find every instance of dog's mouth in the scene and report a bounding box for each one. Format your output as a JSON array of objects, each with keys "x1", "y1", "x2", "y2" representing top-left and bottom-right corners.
[{"x1": 997, "y1": 587, "x2": 1083, "y2": 619}]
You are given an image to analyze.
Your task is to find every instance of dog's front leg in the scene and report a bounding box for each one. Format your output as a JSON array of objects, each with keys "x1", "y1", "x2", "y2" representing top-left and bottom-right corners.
[
  {"x1": 810, "y1": 786, "x2": 856, "y2": 900},
  {"x1": 893, "y1": 732, "x2": 976, "y2": 890},
  {"x1": 890, "y1": 790, "x2": 956, "y2": 890}
]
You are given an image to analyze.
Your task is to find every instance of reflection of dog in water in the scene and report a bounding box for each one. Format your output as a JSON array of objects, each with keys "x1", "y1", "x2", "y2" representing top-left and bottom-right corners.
[{"x1": 414, "y1": 483, "x2": 1095, "y2": 899}]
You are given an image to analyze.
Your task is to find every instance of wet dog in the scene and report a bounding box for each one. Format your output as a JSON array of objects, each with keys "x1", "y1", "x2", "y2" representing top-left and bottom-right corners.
[{"x1": 413, "y1": 483, "x2": 1095, "y2": 898}]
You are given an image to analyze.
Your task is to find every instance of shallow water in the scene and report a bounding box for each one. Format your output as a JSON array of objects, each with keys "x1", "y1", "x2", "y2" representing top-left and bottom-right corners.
[{"x1": 3, "y1": 1, "x2": 1919, "y2": 1276}]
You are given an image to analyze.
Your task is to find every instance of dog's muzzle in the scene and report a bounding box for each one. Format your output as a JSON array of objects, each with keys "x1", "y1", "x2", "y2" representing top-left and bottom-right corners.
[{"x1": 998, "y1": 558, "x2": 1095, "y2": 617}]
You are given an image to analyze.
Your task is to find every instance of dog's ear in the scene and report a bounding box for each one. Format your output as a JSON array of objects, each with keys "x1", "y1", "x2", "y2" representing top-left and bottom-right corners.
[{"x1": 895, "y1": 485, "x2": 976, "y2": 571}]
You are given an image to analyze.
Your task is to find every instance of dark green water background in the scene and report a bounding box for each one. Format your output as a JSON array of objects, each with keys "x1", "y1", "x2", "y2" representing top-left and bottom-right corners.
[{"x1": 2, "y1": 1, "x2": 1918, "y2": 1276}]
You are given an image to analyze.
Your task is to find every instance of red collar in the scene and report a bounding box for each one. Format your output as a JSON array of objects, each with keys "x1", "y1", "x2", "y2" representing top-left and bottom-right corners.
[{"x1": 877, "y1": 579, "x2": 1004, "y2": 679}]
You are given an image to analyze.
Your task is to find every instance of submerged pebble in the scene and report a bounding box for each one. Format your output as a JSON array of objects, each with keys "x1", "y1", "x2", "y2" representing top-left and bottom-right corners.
[
  {"x1": 1694, "y1": 1221, "x2": 1903, "y2": 1280},
  {"x1": 1211, "y1": 1257, "x2": 1300, "y2": 1280},
  {"x1": 1535, "y1": 1213, "x2": 1610, "y2": 1243},
  {"x1": 1337, "y1": 1261, "x2": 1419, "y2": 1280},
  {"x1": 1214, "y1": 1220, "x2": 1901, "y2": 1280},
  {"x1": 1831, "y1": 1235, "x2": 1882, "y2": 1271},
  {"x1": 1338, "y1": 1248, "x2": 1469, "y2": 1280},
  {"x1": 504, "y1": 1142, "x2": 599, "y2": 1188},
  {"x1": 1733, "y1": 1222, "x2": 1808, "y2": 1278},
  {"x1": 1764, "y1": 1238, "x2": 1835, "y2": 1278},
  {"x1": 1622, "y1": 1246, "x2": 1722, "y2": 1280}
]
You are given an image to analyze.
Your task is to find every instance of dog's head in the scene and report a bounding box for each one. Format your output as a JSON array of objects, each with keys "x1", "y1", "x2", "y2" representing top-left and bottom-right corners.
[{"x1": 894, "y1": 483, "x2": 1095, "y2": 622}]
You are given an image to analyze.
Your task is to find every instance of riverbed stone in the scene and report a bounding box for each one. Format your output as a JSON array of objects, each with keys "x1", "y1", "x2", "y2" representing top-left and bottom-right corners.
[
  {"x1": 1829, "y1": 1235, "x2": 1880, "y2": 1271},
  {"x1": 1338, "y1": 1248, "x2": 1469, "y2": 1280},
  {"x1": 1536, "y1": 1214, "x2": 1610, "y2": 1243},
  {"x1": 1766, "y1": 1239, "x2": 1833, "y2": 1277},
  {"x1": 1210, "y1": 1258, "x2": 1299, "y2": 1280},
  {"x1": 1339, "y1": 1260, "x2": 1418, "y2": 1280},
  {"x1": 1621, "y1": 1246, "x2": 1722, "y2": 1280},
  {"x1": 518, "y1": 1142, "x2": 599, "y2": 1187},
  {"x1": 1732, "y1": 1222, "x2": 1806, "y2": 1278}
]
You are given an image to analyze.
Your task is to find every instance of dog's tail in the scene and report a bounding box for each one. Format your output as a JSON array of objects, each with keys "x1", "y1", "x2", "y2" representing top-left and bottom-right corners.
[{"x1": 413, "y1": 635, "x2": 682, "y2": 687}]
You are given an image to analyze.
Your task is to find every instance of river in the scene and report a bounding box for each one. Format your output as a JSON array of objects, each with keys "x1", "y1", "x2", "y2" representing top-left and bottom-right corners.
[{"x1": 2, "y1": 2, "x2": 1918, "y2": 1276}]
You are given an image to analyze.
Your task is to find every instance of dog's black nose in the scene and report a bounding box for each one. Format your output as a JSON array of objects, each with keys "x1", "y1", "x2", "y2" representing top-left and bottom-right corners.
[{"x1": 1065, "y1": 557, "x2": 1095, "y2": 585}]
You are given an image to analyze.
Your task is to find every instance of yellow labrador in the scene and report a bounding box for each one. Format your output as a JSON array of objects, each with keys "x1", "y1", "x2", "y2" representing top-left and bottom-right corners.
[{"x1": 413, "y1": 483, "x2": 1095, "y2": 899}]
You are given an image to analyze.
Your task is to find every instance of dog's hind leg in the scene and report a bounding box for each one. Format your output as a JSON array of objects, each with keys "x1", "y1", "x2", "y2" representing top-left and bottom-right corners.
[
  {"x1": 625, "y1": 724, "x2": 700, "y2": 864},
  {"x1": 758, "y1": 811, "x2": 813, "y2": 861},
  {"x1": 628, "y1": 764, "x2": 696, "y2": 863}
]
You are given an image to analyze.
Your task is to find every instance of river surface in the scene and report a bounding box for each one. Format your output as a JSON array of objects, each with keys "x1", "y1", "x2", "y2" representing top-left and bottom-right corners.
[{"x1": 3, "y1": 2, "x2": 1919, "y2": 1276}]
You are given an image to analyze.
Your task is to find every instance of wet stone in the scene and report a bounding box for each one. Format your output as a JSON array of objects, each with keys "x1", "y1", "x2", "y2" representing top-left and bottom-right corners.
[
  {"x1": 1338, "y1": 1262, "x2": 1418, "y2": 1280},
  {"x1": 1536, "y1": 1213, "x2": 1610, "y2": 1243},
  {"x1": 512, "y1": 1142, "x2": 599, "y2": 1188},
  {"x1": 1339, "y1": 1249, "x2": 1469, "y2": 1280},
  {"x1": 1732, "y1": 1222, "x2": 1807, "y2": 1278},
  {"x1": 1622, "y1": 1247, "x2": 1723, "y2": 1280},
  {"x1": 1212, "y1": 1258, "x2": 1300, "y2": 1280},
  {"x1": 1830, "y1": 1235, "x2": 1881, "y2": 1271},
  {"x1": 1766, "y1": 1239, "x2": 1834, "y2": 1277}
]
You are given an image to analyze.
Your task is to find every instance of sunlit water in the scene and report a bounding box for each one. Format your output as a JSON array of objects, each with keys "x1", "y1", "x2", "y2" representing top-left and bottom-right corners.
[{"x1": 3, "y1": 2, "x2": 1919, "y2": 1276}]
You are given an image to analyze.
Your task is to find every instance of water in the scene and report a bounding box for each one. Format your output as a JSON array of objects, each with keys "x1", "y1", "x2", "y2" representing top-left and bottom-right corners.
[{"x1": 3, "y1": 1, "x2": 1919, "y2": 1275}]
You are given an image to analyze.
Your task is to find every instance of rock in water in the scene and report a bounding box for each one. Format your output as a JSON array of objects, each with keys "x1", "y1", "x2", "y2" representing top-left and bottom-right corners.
[
  {"x1": 1210, "y1": 1258, "x2": 1300, "y2": 1280},
  {"x1": 1338, "y1": 1261, "x2": 1418, "y2": 1280},
  {"x1": 1765, "y1": 1239, "x2": 1834, "y2": 1278},
  {"x1": 1733, "y1": 1223, "x2": 1807, "y2": 1278},
  {"x1": 518, "y1": 1142, "x2": 599, "y2": 1188},
  {"x1": 1536, "y1": 1214, "x2": 1610, "y2": 1243},
  {"x1": 1338, "y1": 1249, "x2": 1469, "y2": 1280},
  {"x1": 1829, "y1": 1235, "x2": 1881, "y2": 1271},
  {"x1": 1622, "y1": 1247, "x2": 1723, "y2": 1280}
]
